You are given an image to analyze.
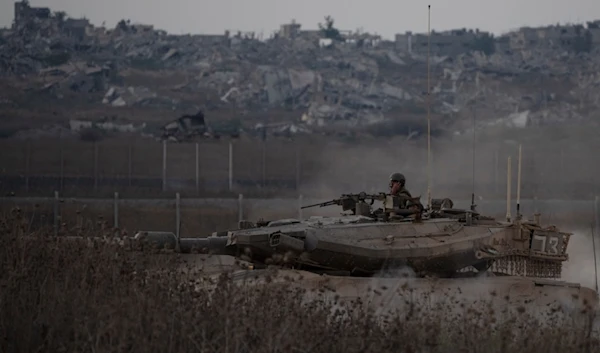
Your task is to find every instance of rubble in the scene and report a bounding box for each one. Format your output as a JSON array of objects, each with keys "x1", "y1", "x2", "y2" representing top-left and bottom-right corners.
[
  {"x1": 161, "y1": 110, "x2": 210, "y2": 141},
  {"x1": 69, "y1": 118, "x2": 146, "y2": 133},
  {"x1": 12, "y1": 124, "x2": 76, "y2": 139},
  {"x1": 1, "y1": 0, "x2": 600, "y2": 138},
  {"x1": 37, "y1": 61, "x2": 114, "y2": 96},
  {"x1": 102, "y1": 86, "x2": 178, "y2": 108}
]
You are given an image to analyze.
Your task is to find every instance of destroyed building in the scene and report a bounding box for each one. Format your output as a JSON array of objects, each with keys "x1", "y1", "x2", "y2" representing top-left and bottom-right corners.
[
  {"x1": 506, "y1": 23, "x2": 599, "y2": 52},
  {"x1": 395, "y1": 28, "x2": 493, "y2": 56},
  {"x1": 279, "y1": 21, "x2": 302, "y2": 39},
  {"x1": 13, "y1": 0, "x2": 50, "y2": 27},
  {"x1": 11, "y1": 0, "x2": 92, "y2": 40},
  {"x1": 161, "y1": 110, "x2": 209, "y2": 141},
  {"x1": 63, "y1": 18, "x2": 90, "y2": 41},
  {"x1": 1, "y1": 1, "x2": 600, "y2": 140}
]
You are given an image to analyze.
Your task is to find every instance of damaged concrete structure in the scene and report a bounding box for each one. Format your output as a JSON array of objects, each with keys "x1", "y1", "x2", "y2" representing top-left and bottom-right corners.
[
  {"x1": 1, "y1": 1, "x2": 600, "y2": 140},
  {"x1": 13, "y1": 0, "x2": 50, "y2": 25},
  {"x1": 12, "y1": 0, "x2": 91, "y2": 39},
  {"x1": 395, "y1": 28, "x2": 492, "y2": 56},
  {"x1": 161, "y1": 110, "x2": 209, "y2": 141}
]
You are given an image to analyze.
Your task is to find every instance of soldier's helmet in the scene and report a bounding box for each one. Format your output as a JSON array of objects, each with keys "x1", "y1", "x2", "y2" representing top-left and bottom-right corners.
[{"x1": 389, "y1": 172, "x2": 406, "y2": 183}]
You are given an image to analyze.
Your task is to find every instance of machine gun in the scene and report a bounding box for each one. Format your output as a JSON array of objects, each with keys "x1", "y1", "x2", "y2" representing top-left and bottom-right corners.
[
  {"x1": 301, "y1": 192, "x2": 425, "y2": 218},
  {"x1": 301, "y1": 192, "x2": 386, "y2": 216}
]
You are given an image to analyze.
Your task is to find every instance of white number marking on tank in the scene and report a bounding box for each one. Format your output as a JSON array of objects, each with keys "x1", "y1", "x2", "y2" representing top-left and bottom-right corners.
[
  {"x1": 533, "y1": 234, "x2": 560, "y2": 254},
  {"x1": 547, "y1": 236, "x2": 559, "y2": 254},
  {"x1": 533, "y1": 234, "x2": 546, "y2": 252}
]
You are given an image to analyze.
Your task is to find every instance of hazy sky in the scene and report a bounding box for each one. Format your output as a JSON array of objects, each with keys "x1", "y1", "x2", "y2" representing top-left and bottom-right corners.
[{"x1": 1, "y1": 0, "x2": 600, "y2": 40}]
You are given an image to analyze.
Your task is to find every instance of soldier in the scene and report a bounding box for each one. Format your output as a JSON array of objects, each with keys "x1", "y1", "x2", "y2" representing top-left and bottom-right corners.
[
  {"x1": 389, "y1": 172, "x2": 412, "y2": 198},
  {"x1": 389, "y1": 172, "x2": 422, "y2": 212}
]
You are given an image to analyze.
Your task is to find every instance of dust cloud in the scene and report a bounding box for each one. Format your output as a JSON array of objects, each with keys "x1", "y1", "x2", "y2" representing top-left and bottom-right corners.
[
  {"x1": 562, "y1": 228, "x2": 600, "y2": 290},
  {"x1": 300, "y1": 126, "x2": 600, "y2": 201}
]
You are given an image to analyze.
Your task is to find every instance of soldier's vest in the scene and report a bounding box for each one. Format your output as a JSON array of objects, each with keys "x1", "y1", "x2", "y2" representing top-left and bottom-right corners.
[{"x1": 391, "y1": 190, "x2": 411, "y2": 209}]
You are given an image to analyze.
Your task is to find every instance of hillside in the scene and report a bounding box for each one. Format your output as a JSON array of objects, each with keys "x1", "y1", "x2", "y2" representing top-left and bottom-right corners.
[{"x1": 1, "y1": 2, "x2": 600, "y2": 141}]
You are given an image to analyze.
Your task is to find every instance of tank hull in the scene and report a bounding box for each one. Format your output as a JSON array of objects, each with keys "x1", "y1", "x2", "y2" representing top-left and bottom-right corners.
[{"x1": 218, "y1": 217, "x2": 569, "y2": 278}]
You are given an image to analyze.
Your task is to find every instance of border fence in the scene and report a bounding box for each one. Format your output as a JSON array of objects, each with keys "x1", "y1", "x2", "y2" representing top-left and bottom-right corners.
[
  {"x1": 1, "y1": 193, "x2": 599, "y2": 236},
  {"x1": 0, "y1": 136, "x2": 599, "y2": 199}
]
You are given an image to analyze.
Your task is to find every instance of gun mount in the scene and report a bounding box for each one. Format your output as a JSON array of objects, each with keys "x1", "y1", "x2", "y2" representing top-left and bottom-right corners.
[
  {"x1": 299, "y1": 192, "x2": 472, "y2": 223},
  {"x1": 300, "y1": 192, "x2": 430, "y2": 220}
]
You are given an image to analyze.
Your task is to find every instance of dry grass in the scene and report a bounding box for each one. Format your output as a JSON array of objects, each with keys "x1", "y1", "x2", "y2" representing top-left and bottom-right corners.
[{"x1": 1, "y1": 211, "x2": 600, "y2": 353}]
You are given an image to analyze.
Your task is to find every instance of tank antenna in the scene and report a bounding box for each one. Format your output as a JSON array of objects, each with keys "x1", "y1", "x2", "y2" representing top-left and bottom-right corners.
[
  {"x1": 506, "y1": 156, "x2": 511, "y2": 223},
  {"x1": 426, "y1": 4, "x2": 432, "y2": 210},
  {"x1": 470, "y1": 106, "x2": 476, "y2": 211},
  {"x1": 516, "y1": 144, "x2": 522, "y2": 220},
  {"x1": 591, "y1": 224, "x2": 599, "y2": 294}
]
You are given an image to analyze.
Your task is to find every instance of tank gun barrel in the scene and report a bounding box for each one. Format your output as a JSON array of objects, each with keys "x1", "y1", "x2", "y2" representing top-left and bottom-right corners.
[{"x1": 300, "y1": 200, "x2": 341, "y2": 209}]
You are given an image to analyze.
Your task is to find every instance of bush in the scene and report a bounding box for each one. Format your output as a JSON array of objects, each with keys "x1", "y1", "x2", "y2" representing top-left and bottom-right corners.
[{"x1": 0, "y1": 211, "x2": 598, "y2": 353}]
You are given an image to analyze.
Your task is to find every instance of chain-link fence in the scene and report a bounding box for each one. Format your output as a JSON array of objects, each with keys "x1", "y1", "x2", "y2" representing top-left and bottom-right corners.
[
  {"x1": 0, "y1": 135, "x2": 598, "y2": 199},
  {"x1": 1, "y1": 193, "x2": 598, "y2": 237}
]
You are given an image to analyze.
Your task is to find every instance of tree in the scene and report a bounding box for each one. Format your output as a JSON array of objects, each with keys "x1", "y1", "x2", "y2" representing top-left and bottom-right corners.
[{"x1": 318, "y1": 16, "x2": 344, "y2": 42}]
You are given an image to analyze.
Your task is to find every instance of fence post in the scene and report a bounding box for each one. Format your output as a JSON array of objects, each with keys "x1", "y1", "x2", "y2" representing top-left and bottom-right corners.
[
  {"x1": 54, "y1": 191, "x2": 59, "y2": 236},
  {"x1": 295, "y1": 147, "x2": 301, "y2": 191},
  {"x1": 24, "y1": 141, "x2": 30, "y2": 193},
  {"x1": 195, "y1": 143, "x2": 199, "y2": 192},
  {"x1": 162, "y1": 140, "x2": 167, "y2": 192},
  {"x1": 298, "y1": 194, "x2": 303, "y2": 219},
  {"x1": 262, "y1": 141, "x2": 266, "y2": 188},
  {"x1": 593, "y1": 195, "x2": 599, "y2": 294},
  {"x1": 113, "y1": 192, "x2": 119, "y2": 228},
  {"x1": 595, "y1": 196, "x2": 599, "y2": 236},
  {"x1": 506, "y1": 156, "x2": 511, "y2": 222},
  {"x1": 238, "y1": 193, "x2": 243, "y2": 222},
  {"x1": 93, "y1": 142, "x2": 98, "y2": 191},
  {"x1": 128, "y1": 144, "x2": 132, "y2": 187},
  {"x1": 59, "y1": 147, "x2": 64, "y2": 192},
  {"x1": 229, "y1": 141, "x2": 233, "y2": 191},
  {"x1": 494, "y1": 149, "x2": 498, "y2": 195},
  {"x1": 175, "y1": 192, "x2": 180, "y2": 241}
]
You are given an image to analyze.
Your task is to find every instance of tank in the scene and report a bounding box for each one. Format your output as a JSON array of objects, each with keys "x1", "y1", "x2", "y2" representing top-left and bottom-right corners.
[{"x1": 133, "y1": 192, "x2": 571, "y2": 279}]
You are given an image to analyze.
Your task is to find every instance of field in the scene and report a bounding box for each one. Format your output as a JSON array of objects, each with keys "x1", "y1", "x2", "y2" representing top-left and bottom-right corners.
[
  {"x1": 2, "y1": 210, "x2": 600, "y2": 353},
  {"x1": 4, "y1": 108, "x2": 600, "y2": 351}
]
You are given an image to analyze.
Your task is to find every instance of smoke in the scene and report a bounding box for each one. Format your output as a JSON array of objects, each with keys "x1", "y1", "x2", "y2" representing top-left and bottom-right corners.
[
  {"x1": 300, "y1": 126, "x2": 600, "y2": 200},
  {"x1": 562, "y1": 228, "x2": 600, "y2": 291},
  {"x1": 303, "y1": 134, "x2": 511, "y2": 200}
]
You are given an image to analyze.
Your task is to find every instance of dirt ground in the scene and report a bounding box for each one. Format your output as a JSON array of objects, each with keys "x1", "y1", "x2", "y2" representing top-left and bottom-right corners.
[{"x1": 171, "y1": 225, "x2": 600, "y2": 332}]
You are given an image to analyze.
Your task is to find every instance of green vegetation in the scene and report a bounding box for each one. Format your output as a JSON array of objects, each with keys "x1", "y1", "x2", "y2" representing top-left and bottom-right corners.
[{"x1": 318, "y1": 16, "x2": 345, "y2": 42}]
